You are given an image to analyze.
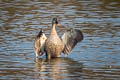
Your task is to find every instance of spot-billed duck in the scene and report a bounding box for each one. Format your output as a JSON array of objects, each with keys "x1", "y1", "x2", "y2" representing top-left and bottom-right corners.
[{"x1": 34, "y1": 18, "x2": 83, "y2": 59}]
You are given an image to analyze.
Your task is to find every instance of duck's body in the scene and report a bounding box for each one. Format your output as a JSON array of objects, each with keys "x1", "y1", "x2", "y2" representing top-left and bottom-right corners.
[
  {"x1": 34, "y1": 18, "x2": 83, "y2": 59},
  {"x1": 45, "y1": 23, "x2": 64, "y2": 59}
]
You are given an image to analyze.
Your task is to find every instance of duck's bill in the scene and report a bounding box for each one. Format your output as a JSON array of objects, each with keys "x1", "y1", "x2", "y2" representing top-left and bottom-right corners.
[{"x1": 57, "y1": 24, "x2": 60, "y2": 26}]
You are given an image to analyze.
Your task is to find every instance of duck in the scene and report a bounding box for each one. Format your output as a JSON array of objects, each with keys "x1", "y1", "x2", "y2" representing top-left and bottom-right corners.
[{"x1": 34, "y1": 18, "x2": 83, "y2": 59}]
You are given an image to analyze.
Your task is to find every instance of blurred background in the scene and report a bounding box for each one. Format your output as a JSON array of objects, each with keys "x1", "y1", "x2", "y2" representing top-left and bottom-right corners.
[{"x1": 0, "y1": 0, "x2": 120, "y2": 79}]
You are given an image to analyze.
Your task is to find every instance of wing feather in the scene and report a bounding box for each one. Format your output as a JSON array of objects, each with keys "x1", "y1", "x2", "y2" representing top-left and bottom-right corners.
[
  {"x1": 34, "y1": 29, "x2": 47, "y2": 57},
  {"x1": 62, "y1": 28, "x2": 83, "y2": 55}
]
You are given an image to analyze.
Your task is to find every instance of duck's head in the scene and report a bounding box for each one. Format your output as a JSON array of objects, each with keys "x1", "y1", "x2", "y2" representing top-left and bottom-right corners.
[{"x1": 52, "y1": 18, "x2": 60, "y2": 26}]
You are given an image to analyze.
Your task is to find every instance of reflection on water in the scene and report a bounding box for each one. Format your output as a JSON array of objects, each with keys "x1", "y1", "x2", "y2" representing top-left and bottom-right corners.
[
  {"x1": 34, "y1": 58, "x2": 83, "y2": 80},
  {"x1": 0, "y1": 0, "x2": 120, "y2": 79}
]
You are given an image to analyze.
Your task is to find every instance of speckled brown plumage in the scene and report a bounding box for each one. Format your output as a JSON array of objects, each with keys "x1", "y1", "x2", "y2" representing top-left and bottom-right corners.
[
  {"x1": 45, "y1": 33, "x2": 64, "y2": 59},
  {"x1": 34, "y1": 18, "x2": 83, "y2": 59}
]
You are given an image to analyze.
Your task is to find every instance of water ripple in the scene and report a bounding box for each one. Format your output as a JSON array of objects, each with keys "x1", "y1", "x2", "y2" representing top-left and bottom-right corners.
[{"x1": 0, "y1": 0, "x2": 120, "y2": 80}]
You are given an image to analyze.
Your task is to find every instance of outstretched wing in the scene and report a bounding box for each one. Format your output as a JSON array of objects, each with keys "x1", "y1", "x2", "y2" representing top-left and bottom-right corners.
[
  {"x1": 62, "y1": 28, "x2": 83, "y2": 55},
  {"x1": 34, "y1": 29, "x2": 47, "y2": 57}
]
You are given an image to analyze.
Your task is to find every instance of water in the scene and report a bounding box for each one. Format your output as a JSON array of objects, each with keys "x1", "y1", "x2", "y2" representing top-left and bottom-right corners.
[{"x1": 0, "y1": 0, "x2": 120, "y2": 80}]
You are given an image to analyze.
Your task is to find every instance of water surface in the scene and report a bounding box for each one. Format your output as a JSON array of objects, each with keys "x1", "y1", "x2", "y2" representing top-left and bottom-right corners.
[{"x1": 0, "y1": 0, "x2": 120, "y2": 80}]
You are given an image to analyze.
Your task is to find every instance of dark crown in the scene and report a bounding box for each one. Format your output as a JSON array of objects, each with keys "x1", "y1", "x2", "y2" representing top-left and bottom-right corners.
[{"x1": 52, "y1": 18, "x2": 58, "y2": 24}]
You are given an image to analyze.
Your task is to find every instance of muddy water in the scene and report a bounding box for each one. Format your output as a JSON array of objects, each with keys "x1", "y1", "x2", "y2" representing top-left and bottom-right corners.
[{"x1": 0, "y1": 0, "x2": 120, "y2": 80}]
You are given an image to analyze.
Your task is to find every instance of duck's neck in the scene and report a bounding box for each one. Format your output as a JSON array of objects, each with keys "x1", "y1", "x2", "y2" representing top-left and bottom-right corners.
[{"x1": 50, "y1": 24, "x2": 57, "y2": 35}]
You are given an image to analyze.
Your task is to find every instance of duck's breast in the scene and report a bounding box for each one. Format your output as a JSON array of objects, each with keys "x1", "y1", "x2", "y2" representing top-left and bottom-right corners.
[{"x1": 45, "y1": 35, "x2": 64, "y2": 57}]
